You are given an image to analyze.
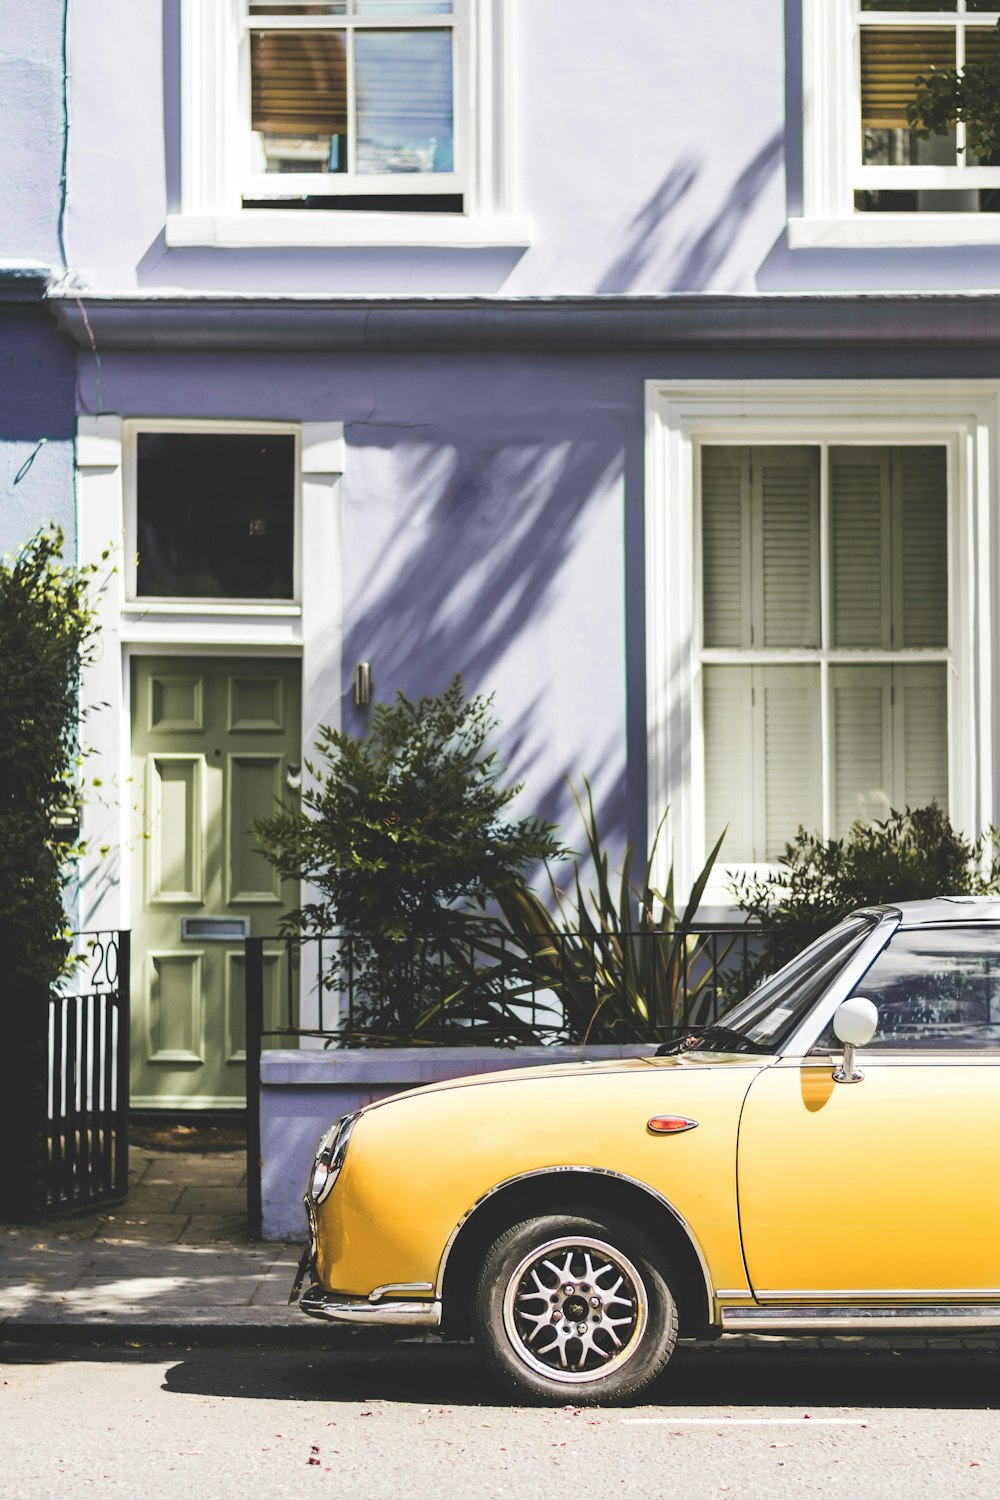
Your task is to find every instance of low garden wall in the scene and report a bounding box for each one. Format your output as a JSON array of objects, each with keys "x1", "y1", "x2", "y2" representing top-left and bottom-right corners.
[{"x1": 260, "y1": 1044, "x2": 649, "y2": 1240}]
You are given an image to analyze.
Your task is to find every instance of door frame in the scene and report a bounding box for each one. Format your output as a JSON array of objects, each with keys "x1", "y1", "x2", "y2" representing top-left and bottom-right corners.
[{"x1": 76, "y1": 415, "x2": 345, "y2": 1062}]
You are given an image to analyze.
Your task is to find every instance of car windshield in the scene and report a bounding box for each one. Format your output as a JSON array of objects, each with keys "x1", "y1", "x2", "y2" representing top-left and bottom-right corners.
[{"x1": 675, "y1": 913, "x2": 883, "y2": 1055}]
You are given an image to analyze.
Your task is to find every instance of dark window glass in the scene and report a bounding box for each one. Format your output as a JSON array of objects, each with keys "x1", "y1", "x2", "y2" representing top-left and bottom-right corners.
[
  {"x1": 136, "y1": 433, "x2": 295, "y2": 600},
  {"x1": 811, "y1": 926, "x2": 1000, "y2": 1051}
]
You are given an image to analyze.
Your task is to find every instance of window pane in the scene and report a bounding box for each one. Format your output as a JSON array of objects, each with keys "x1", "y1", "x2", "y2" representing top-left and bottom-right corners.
[
  {"x1": 898, "y1": 447, "x2": 948, "y2": 646},
  {"x1": 250, "y1": 3, "x2": 347, "y2": 14},
  {"x1": 701, "y1": 448, "x2": 748, "y2": 649},
  {"x1": 355, "y1": 28, "x2": 453, "y2": 173},
  {"x1": 811, "y1": 928, "x2": 1000, "y2": 1051},
  {"x1": 831, "y1": 446, "x2": 947, "y2": 649},
  {"x1": 251, "y1": 30, "x2": 348, "y2": 173},
  {"x1": 354, "y1": 1, "x2": 453, "y2": 12},
  {"x1": 703, "y1": 666, "x2": 821, "y2": 863},
  {"x1": 861, "y1": 28, "x2": 957, "y2": 166},
  {"x1": 136, "y1": 434, "x2": 296, "y2": 600},
  {"x1": 700, "y1": 446, "x2": 819, "y2": 650},
  {"x1": 831, "y1": 447, "x2": 889, "y2": 648},
  {"x1": 757, "y1": 448, "x2": 820, "y2": 649},
  {"x1": 830, "y1": 662, "x2": 948, "y2": 836}
]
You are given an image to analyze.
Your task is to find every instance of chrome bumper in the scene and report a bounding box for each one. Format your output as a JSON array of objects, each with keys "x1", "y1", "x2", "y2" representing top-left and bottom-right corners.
[{"x1": 298, "y1": 1284, "x2": 442, "y2": 1328}]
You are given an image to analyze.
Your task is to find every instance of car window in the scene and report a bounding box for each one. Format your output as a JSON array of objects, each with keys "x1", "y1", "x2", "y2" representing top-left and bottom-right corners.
[
  {"x1": 810, "y1": 926, "x2": 1000, "y2": 1052},
  {"x1": 675, "y1": 914, "x2": 881, "y2": 1054}
]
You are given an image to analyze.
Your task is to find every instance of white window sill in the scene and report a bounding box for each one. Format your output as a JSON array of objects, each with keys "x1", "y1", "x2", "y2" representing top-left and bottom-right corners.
[
  {"x1": 165, "y1": 211, "x2": 533, "y2": 251},
  {"x1": 122, "y1": 600, "x2": 302, "y2": 617},
  {"x1": 789, "y1": 215, "x2": 1000, "y2": 249}
]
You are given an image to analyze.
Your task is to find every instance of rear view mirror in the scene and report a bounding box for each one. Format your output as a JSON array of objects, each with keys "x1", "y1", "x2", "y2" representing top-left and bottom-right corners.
[{"x1": 832, "y1": 995, "x2": 879, "y2": 1084}]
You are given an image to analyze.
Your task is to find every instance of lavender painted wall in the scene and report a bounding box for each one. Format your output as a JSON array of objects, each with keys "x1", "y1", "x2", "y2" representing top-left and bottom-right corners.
[
  {"x1": 63, "y1": 0, "x2": 1000, "y2": 296},
  {"x1": 0, "y1": 2, "x2": 75, "y2": 557}
]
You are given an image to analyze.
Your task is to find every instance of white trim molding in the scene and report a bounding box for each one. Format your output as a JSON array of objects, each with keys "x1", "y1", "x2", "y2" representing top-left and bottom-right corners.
[
  {"x1": 75, "y1": 414, "x2": 346, "y2": 938},
  {"x1": 645, "y1": 380, "x2": 1000, "y2": 902}
]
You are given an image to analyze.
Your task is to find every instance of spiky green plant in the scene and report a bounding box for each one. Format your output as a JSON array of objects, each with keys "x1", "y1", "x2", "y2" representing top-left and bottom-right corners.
[{"x1": 488, "y1": 785, "x2": 728, "y2": 1044}]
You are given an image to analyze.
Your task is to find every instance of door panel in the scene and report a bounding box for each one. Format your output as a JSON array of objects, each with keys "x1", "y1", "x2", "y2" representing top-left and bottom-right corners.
[
  {"x1": 131, "y1": 657, "x2": 300, "y2": 1109},
  {"x1": 738, "y1": 1060, "x2": 1000, "y2": 1295}
]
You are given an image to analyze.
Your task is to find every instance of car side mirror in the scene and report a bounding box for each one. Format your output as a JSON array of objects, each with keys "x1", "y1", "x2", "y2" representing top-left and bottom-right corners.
[{"x1": 832, "y1": 995, "x2": 879, "y2": 1085}]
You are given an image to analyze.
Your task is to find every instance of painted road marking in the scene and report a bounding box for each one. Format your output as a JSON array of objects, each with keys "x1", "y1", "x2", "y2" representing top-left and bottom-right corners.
[{"x1": 622, "y1": 1417, "x2": 868, "y2": 1426}]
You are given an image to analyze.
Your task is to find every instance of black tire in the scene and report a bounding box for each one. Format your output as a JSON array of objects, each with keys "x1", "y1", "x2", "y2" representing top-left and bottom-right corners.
[{"x1": 473, "y1": 1210, "x2": 678, "y2": 1405}]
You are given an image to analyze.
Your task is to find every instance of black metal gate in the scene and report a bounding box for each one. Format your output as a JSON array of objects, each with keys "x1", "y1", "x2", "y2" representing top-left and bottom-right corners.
[{"x1": 44, "y1": 931, "x2": 131, "y2": 1215}]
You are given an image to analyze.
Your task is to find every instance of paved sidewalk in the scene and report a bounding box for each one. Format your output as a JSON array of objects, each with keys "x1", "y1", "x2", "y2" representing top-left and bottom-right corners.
[{"x1": 0, "y1": 1144, "x2": 313, "y2": 1337}]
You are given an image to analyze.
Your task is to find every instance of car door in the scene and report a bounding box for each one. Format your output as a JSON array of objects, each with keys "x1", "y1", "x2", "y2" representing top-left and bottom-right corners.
[{"x1": 737, "y1": 923, "x2": 1000, "y2": 1299}]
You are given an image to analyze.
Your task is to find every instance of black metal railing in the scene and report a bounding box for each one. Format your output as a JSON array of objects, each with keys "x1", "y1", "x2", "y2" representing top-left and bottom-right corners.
[
  {"x1": 244, "y1": 925, "x2": 767, "y2": 1048},
  {"x1": 44, "y1": 930, "x2": 130, "y2": 1215}
]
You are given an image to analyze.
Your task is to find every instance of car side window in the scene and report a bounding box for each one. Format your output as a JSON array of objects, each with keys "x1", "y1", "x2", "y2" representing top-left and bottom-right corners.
[{"x1": 810, "y1": 926, "x2": 1000, "y2": 1052}]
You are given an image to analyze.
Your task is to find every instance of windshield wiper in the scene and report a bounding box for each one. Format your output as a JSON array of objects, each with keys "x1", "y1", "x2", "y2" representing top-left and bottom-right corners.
[{"x1": 658, "y1": 1023, "x2": 771, "y2": 1056}]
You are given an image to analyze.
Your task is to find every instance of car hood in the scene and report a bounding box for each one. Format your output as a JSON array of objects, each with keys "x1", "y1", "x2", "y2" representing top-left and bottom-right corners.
[{"x1": 363, "y1": 1047, "x2": 757, "y2": 1115}]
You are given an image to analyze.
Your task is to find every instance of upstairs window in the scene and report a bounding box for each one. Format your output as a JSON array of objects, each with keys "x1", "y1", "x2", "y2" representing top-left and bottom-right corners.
[
  {"x1": 857, "y1": 1, "x2": 1000, "y2": 213},
  {"x1": 246, "y1": 1, "x2": 463, "y2": 207}
]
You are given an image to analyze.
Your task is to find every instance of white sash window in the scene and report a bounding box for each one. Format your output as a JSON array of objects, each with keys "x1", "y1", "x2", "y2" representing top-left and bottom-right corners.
[{"x1": 645, "y1": 382, "x2": 996, "y2": 903}]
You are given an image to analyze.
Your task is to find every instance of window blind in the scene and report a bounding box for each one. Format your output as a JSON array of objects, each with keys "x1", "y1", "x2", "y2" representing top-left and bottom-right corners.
[
  {"x1": 831, "y1": 445, "x2": 946, "y2": 650},
  {"x1": 703, "y1": 665, "x2": 821, "y2": 862},
  {"x1": 860, "y1": 27, "x2": 955, "y2": 129},
  {"x1": 701, "y1": 446, "x2": 819, "y2": 650},
  {"x1": 251, "y1": 30, "x2": 348, "y2": 136},
  {"x1": 830, "y1": 663, "x2": 948, "y2": 836}
]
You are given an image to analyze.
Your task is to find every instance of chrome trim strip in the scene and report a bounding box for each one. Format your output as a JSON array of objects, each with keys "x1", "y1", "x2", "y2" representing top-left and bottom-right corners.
[
  {"x1": 723, "y1": 1305, "x2": 1000, "y2": 1332},
  {"x1": 754, "y1": 1288, "x2": 1000, "y2": 1303},
  {"x1": 714, "y1": 1288, "x2": 754, "y2": 1300},
  {"x1": 299, "y1": 1288, "x2": 441, "y2": 1328},
  {"x1": 436, "y1": 1164, "x2": 717, "y2": 1326},
  {"x1": 369, "y1": 1281, "x2": 434, "y2": 1303}
]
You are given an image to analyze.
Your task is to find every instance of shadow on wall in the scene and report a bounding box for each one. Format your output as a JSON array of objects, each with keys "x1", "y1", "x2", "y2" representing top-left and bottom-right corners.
[
  {"x1": 338, "y1": 427, "x2": 635, "y2": 853},
  {"x1": 597, "y1": 133, "x2": 784, "y2": 294}
]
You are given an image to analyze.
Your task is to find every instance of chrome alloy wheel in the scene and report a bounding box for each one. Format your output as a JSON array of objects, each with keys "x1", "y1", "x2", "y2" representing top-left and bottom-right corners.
[{"x1": 501, "y1": 1234, "x2": 648, "y2": 1385}]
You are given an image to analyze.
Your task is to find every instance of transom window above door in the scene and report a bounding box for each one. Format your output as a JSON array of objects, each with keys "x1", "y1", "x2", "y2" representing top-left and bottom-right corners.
[
  {"x1": 700, "y1": 443, "x2": 950, "y2": 862},
  {"x1": 133, "y1": 431, "x2": 297, "y2": 601}
]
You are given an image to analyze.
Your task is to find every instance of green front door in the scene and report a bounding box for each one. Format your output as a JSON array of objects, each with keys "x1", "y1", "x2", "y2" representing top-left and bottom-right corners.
[{"x1": 130, "y1": 657, "x2": 301, "y2": 1109}]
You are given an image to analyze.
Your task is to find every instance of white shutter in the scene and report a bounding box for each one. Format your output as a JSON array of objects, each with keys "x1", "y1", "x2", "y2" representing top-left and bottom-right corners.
[
  {"x1": 896, "y1": 447, "x2": 947, "y2": 649},
  {"x1": 701, "y1": 447, "x2": 750, "y2": 648},
  {"x1": 830, "y1": 446, "x2": 891, "y2": 649},
  {"x1": 755, "y1": 448, "x2": 820, "y2": 649},
  {"x1": 830, "y1": 665, "x2": 892, "y2": 836},
  {"x1": 758, "y1": 666, "x2": 822, "y2": 859},
  {"x1": 896, "y1": 663, "x2": 949, "y2": 812},
  {"x1": 703, "y1": 666, "x2": 753, "y2": 861}
]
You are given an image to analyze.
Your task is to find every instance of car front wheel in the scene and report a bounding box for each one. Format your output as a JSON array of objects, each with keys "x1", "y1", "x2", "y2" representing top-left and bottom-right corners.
[{"x1": 473, "y1": 1211, "x2": 678, "y2": 1404}]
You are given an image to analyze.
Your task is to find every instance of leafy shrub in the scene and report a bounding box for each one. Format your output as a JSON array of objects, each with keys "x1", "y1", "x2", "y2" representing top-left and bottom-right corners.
[
  {"x1": 492, "y1": 784, "x2": 728, "y2": 1043},
  {"x1": 253, "y1": 677, "x2": 562, "y2": 1039},
  {"x1": 0, "y1": 530, "x2": 99, "y2": 988},
  {"x1": 732, "y1": 804, "x2": 1000, "y2": 976}
]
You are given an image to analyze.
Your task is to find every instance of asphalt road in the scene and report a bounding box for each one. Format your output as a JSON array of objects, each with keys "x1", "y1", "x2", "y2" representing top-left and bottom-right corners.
[{"x1": 1, "y1": 1336, "x2": 998, "y2": 1499}]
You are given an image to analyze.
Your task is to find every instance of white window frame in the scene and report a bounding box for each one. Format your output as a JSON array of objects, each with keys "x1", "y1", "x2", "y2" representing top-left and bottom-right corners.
[
  {"x1": 792, "y1": 0, "x2": 1000, "y2": 248},
  {"x1": 645, "y1": 380, "x2": 1000, "y2": 906},
  {"x1": 168, "y1": 0, "x2": 531, "y2": 249},
  {"x1": 123, "y1": 418, "x2": 303, "y2": 609},
  {"x1": 243, "y1": 3, "x2": 466, "y2": 202}
]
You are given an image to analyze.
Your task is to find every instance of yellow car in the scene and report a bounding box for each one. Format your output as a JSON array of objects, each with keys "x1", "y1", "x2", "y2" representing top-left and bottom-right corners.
[{"x1": 290, "y1": 899, "x2": 1000, "y2": 1402}]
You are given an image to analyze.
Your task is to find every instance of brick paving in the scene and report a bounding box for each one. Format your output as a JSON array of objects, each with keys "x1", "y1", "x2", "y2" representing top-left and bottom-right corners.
[{"x1": 0, "y1": 1145, "x2": 305, "y2": 1332}]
